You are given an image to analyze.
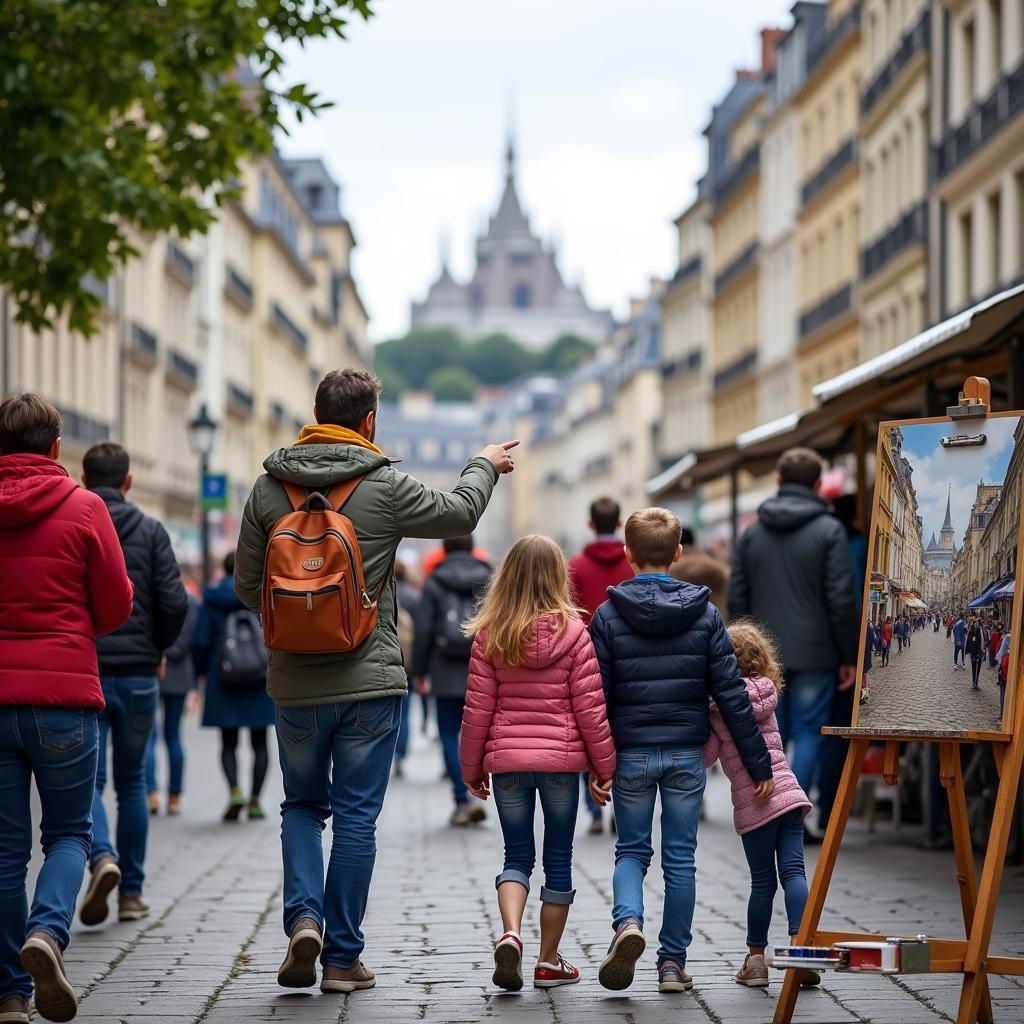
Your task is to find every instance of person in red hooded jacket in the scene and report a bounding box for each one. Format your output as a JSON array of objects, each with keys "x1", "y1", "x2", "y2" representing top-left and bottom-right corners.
[
  {"x1": 0, "y1": 394, "x2": 133, "y2": 1024},
  {"x1": 568, "y1": 497, "x2": 633, "y2": 834}
]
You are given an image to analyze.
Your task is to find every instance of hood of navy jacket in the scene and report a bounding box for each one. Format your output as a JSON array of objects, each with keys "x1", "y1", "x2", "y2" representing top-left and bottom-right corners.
[
  {"x1": 757, "y1": 484, "x2": 831, "y2": 533},
  {"x1": 92, "y1": 487, "x2": 146, "y2": 544},
  {"x1": 430, "y1": 551, "x2": 491, "y2": 596},
  {"x1": 0, "y1": 455, "x2": 79, "y2": 526},
  {"x1": 203, "y1": 575, "x2": 244, "y2": 612},
  {"x1": 607, "y1": 576, "x2": 710, "y2": 637}
]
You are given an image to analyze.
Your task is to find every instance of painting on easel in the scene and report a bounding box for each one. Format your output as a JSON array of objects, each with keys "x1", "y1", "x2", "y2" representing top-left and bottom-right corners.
[{"x1": 854, "y1": 412, "x2": 1024, "y2": 737}]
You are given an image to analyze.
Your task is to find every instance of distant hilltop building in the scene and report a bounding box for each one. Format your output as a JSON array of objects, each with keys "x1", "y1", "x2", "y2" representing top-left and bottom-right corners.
[
  {"x1": 411, "y1": 136, "x2": 614, "y2": 349},
  {"x1": 924, "y1": 485, "x2": 957, "y2": 573}
]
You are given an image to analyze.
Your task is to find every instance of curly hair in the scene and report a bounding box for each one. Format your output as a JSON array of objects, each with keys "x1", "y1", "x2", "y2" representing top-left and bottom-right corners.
[{"x1": 727, "y1": 619, "x2": 784, "y2": 692}]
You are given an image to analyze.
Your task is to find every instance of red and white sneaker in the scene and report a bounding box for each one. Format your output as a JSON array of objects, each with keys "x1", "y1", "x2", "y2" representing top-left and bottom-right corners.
[
  {"x1": 492, "y1": 932, "x2": 524, "y2": 991},
  {"x1": 534, "y1": 954, "x2": 581, "y2": 989}
]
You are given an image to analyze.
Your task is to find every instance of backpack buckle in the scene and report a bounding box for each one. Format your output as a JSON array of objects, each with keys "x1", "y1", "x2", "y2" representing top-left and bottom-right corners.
[{"x1": 361, "y1": 591, "x2": 374, "y2": 610}]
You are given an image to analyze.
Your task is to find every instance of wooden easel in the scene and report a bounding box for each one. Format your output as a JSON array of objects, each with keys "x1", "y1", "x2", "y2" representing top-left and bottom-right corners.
[{"x1": 775, "y1": 378, "x2": 1024, "y2": 1024}]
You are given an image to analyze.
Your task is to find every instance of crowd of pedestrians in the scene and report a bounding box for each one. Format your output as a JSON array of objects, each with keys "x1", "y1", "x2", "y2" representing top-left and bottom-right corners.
[{"x1": 0, "y1": 372, "x2": 899, "y2": 1020}]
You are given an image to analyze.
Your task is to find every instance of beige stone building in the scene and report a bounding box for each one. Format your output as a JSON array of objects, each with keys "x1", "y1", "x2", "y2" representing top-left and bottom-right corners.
[
  {"x1": 1, "y1": 151, "x2": 369, "y2": 565},
  {"x1": 794, "y1": 0, "x2": 863, "y2": 408}
]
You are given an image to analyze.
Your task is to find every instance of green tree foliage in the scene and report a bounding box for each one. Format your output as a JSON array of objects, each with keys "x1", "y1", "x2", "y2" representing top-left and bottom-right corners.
[
  {"x1": 0, "y1": 0, "x2": 373, "y2": 335},
  {"x1": 425, "y1": 366, "x2": 479, "y2": 402},
  {"x1": 463, "y1": 332, "x2": 536, "y2": 385},
  {"x1": 539, "y1": 333, "x2": 594, "y2": 374},
  {"x1": 375, "y1": 328, "x2": 463, "y2": 390},
  {"x1": 375, "y1": 359, "x2": 408, "y2": 402}
]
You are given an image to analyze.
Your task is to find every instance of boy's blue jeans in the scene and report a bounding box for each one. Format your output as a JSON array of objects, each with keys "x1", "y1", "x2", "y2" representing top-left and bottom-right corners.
[
  {"x1": 740, "y1": 808, "x2": 808, "y2": 948},
  {"x1": 91, "y1": 676, "x2": 159, "y2": 895},
  {"x1": 277, "y1": 697, "x2": 400, "y2": 968},
  {"x1": 492, "y1": 771, "x2": 578, "y2": 903},
  {"x1": 611, "y1": 745, "x2": 705, "y2": 965},
  {"x1": 776, "y1": 669, "x2": 835, "y2": 796},
  {"x1": 0, "y1": 705, "x2": 99, "y2": 998},
  {"x1": 144, "y1": 694, "x2": 187, "y2": 796}
]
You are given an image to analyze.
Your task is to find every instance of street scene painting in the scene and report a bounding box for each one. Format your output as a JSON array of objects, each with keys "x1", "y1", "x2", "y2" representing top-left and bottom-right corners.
[{"x1": 854, "y1": 414, "x2": 1024, "y2": 736}]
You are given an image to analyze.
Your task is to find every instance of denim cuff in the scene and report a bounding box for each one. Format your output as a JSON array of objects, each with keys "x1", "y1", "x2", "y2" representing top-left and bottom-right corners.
[
  {"x1": 496, "y1": 869, "x2": 530, "y2": 894},
  {"x1": 540, "y1": 885, "x2": 575, "y2": 906}
]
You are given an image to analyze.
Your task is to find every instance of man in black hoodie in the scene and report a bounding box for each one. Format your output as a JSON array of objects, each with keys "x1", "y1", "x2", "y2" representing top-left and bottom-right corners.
[
  {"x1": 729, "y1": 448, "x2": 857, "y2": 807},
  {"x1": 412, "y1": 536, "x2": 492, "y2": 827},
  {"x1": 79, "y1": 442, "x2": 188, "y2": 928}
]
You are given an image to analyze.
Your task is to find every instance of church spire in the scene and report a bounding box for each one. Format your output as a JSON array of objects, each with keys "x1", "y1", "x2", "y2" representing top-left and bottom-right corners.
[{"x1": 941, "y1": 483, "x2": 953, "y2": 532}]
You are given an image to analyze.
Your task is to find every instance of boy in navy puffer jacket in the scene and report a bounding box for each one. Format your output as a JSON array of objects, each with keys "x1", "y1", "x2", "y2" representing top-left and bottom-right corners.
[{"x1": 589, "y1": 507, "x2": 773, "y2": 995}]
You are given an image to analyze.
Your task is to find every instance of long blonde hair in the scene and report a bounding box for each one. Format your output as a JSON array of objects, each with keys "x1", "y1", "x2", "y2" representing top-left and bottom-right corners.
[
  {"x1": 727, "y1": 619, "x2": 784, "y2": 692},
  {"x1": 465, "y1": 535, "x2": 580, "y2": 667}
]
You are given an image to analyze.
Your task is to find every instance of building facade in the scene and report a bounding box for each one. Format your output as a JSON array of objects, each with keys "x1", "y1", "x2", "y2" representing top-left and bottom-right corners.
[{"x1": 411, "y1": 139, "x2": 614, "y2": 349}]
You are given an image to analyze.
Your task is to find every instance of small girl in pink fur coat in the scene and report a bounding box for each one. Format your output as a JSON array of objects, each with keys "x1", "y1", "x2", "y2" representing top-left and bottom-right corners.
[{"x1": 705, "y1": 621, "x2": 818, "y2": 990}]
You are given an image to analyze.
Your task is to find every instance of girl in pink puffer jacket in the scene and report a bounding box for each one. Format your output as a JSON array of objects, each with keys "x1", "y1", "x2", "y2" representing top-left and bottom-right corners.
[
  {"x1": 704, "y1": 621, "x2": 815, "y2": 990},
  {"x1": 460, "y1": 535, "x2": 616, "y2": 994}
]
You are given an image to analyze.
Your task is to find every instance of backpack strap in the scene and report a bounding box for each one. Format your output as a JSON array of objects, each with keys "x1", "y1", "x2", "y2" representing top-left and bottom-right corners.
[{"x1": 281, "y1": 475, "x2": 365, "y2": 513}]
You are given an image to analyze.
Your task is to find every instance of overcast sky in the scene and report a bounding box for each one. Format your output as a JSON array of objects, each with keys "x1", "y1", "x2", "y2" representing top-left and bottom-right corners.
[{"x1": 279, "y1": 0, "x2": 794, "y2": 341}]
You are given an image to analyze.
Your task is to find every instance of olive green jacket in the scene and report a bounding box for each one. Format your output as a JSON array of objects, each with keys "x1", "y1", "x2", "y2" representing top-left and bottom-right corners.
[{"x1": 233, "y1": 443, "x2": 498, "y2": 706}]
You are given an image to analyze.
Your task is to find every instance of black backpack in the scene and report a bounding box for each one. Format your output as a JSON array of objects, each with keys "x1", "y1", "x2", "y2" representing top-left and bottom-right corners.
[
  {"x1": 218, "y1": 609, "x2": 268, "y2": 689},
  {"x1": 434, "y1": 587, "x2": 476, "y2": 659}
]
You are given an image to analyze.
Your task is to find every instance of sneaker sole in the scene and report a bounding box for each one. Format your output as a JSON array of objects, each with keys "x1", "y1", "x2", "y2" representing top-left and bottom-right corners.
[
  {"x1": 320, "y1": 977, "x2": 376, "y2": 993},
  {"x1": 21, "y1": 938, "x2": 77, "y2": 1023},
  {"x1": 79, "y1": 862, "x2": 121, "y2": 927},
  {"x1": 735, "y1": 976, "x2": 770, "y2": 988},
  {"x1": 117, "y1": 906, "x2": 150, "y2": 922},
  {"x1": 277, "y1": 930, "x2": 323, "y2": 988},
  {"x1": 533, "y1": 975, "x2": 580, "y2": 989},
  {"x1": 492, "y1": 942, "x2": 524, "y2": 992},
  {"x1": 0, "y1": 1009, "x2": 29, "y2": 1023},
  {"x1": 598, "y1": 931, "x2": 646, "y2": 991},
  {"x1": 659, "y1": 980, "x2": 693, "y2": 993}
]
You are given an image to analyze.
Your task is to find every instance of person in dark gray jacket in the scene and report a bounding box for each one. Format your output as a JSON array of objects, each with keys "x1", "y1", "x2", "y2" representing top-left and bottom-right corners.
[
  {"x1": 145, "y1": 587, "x2": 199, "y2": 816},
  {"x1": 412, "y1": 536, "x2": 492, "y2": 826},
  {"x1": 728, "y1": 447, "x2": 857, "y2": 806}
]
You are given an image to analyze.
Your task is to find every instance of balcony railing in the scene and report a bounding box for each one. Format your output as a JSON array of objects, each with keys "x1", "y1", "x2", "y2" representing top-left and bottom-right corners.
[
  {"x1": 861, "y1": 7, "x2": 930, "y2": 116},
  {"x1": 713, "y1": 145, "x2": 760, "y2": 209},
  {"x1": 807, "y1": 1, "x2": 861, "y2": 75},
  {"x1": 801, "y1": 138, "x2": 857, "y2": 207},
  {"x1": 129, "y1": 322, "x2": 159, "y2": 366},
  {"x1": 661, "y1": 348, "x2": 703, "y2": 380},
  {"x1": 861, "y1": 202, "x2": 928, "y2": 280},
  {"x1": 714, "y1": 242, "x2": 758, "y2": 295},
  {"x1": 934, "y1": 59, "x2": 1024, "y2": 179},
  {"x1": 799, "y1": 283, "x2": 853, "y2": 340},
  {"x1": 224, "y1": 265, "x2": 254, "y2": 310},
  {"x1": 226, "y1": 383, "x2": 254, "y2": 419},
  {"x1": 271, "y1": 302, "x2": 308, "y2": 352},
  {"x1": 56, "y1": 405, "x2": 110, "y2": 446},
  {"x1": 713, "y1": 349, "x2": 757, "y2": 391},
  {"x1": 165, "y1": 349, "x2": 198, "y2": 390},
  {"x1": 165, "y1": 241, "x2": 196, "y2": 286}
]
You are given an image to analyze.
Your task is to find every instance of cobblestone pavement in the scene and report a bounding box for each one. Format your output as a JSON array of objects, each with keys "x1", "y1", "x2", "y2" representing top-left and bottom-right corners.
[
  {"x1": 859, "y1": 628, "x2": 1004, "y2": 734},
  {"x1": 26, "y1": 709, "x2": 1024, "y2": 1023}
]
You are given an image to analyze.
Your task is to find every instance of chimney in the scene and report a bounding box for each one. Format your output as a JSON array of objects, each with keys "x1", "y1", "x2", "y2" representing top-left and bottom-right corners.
[{"x1": 761, "y1": 27, "x2": 785, "y2": 73}]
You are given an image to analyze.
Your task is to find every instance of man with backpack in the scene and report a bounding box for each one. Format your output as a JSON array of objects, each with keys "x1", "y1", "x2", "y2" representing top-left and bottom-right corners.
[
  {"x1": 411, "y1": 535, "x2": 492, "y2": 826},
  {"x1": 79, "y1": 442, "x2": 188, "y2": 929},
  {"x1": 233, "y1": 368, "x2": 516, "y2": 995}
]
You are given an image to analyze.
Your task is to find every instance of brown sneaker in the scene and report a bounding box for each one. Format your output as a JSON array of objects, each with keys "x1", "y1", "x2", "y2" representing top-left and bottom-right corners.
[
  {"x1": 277, "y1": 918, "x2": 323, "y2": 988},
  {"x1": 795, "y1": 967, "x2": 822, "y2": 987},
  {"x1": 20, "y1": 932, "x2": 76, "y2": 1023},
  {"x1": 598, "y1": 918, "x2": 646, "y2": 991},
  {"x1": 0, "y1": 994, "x2": 29, "y2": 1023},
  {"x1": 147, "y1": 792, "x2": 160, "y2": 816},
  {"x1": 657, "y1": 959, "x2": 693, "y2": 993},
  {"x1": 167, "y1": 794, "x2": 182, "y2": 816},
  {"x1": 735, "y1": 952, "x2": 769, "y2": 987},
  {"x1": 320, "y1": 961, "x2": 376, "y2": 993},
  {"x1": 117, "y1": 895, "x2": 150, "y2": 922},
  {"x1": 79, "y1": 856, "x2": 121, "y2": 926}
]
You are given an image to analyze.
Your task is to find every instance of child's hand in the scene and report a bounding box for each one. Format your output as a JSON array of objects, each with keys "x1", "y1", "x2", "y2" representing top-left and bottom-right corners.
[
  {"x1": 467, "y1": 777, "x2": 490, "y2": 801},
  {"x1": 588, "y1": 771, "x2": 612, "y2": 807},
  {"x1": 414, "y1": 676, "x2": 432, "y2": 696},
  {"x1": 753, "y1": 779, "x2": 775, "y2": 800}
]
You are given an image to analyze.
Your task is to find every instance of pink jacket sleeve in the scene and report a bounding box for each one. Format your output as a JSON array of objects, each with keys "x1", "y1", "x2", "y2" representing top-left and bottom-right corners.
[
  {"x1": 460, "y1": 633, "x2": 498, "y2": 783},
  {"x1": 568, "y1": 630, "x2": 617, "y2": 778},
  {"x1": 87, "y1": 498, "x2": 134, "y2": 636},
  {"x1": 704, "y1": 728, "x2": 721, "y2": 768}
]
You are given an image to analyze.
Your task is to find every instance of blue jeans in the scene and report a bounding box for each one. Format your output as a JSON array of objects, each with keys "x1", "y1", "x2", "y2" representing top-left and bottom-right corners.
[
  {"x1": 435, "y1": 696, "x2": 468, "y2": 807},
  {"x1": 144, "y1": 694, "x2": 187, "y2": 796},
  {"x1": 492, "y1": 772, "x2": 578, "y2": 904},
  {"x1": 277, "y1": 697, "x2": 400, "y2": 969},
  {"x1": 776, "y1": 669, "x2": 836, "y2": 796},
  {"x1": 0, "y1": 706, "x2": 99, "y2": 998},
  {"x1": 611, "y1": 745, "x2": 705, "y2": 965},
  {"x1": 954, "y1": 643, "x2": 965, "y2": 666},
  {"x1": 394, "y1": 679, "x2": 413, "y2": 762},
  {"x1": 740, "y1": 809, "x2": 808, "y2": 948},
  {"x1": 92, "y1": 676, "x2": 159, "y2": 895}
]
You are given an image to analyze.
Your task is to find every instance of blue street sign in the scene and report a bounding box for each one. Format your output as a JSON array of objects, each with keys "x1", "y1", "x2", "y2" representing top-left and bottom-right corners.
[{"x1": 202, "y1": 473, "x2": 228, "y2": 510}]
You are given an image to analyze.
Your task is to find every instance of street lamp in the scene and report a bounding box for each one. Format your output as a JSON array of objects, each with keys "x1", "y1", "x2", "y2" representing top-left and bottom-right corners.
[{"x1": 188, "y1": 403, "x2": 218, "y2": 588}]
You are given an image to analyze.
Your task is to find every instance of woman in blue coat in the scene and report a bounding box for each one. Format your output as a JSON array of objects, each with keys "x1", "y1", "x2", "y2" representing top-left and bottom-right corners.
[{"x1": 194, "y1": 553, "x2": 275, "y2": 821}]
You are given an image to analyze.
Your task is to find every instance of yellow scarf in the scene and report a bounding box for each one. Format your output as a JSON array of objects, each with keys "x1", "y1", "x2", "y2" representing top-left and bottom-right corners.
[{"x1": 294, "y1": 423, "x2": 385, "y2": 456}]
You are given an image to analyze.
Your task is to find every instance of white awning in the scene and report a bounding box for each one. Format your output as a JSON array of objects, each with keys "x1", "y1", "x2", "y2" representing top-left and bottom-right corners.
[
  {"x1": 646, "y1": 452, "x2": 696, "y2": 497},
  {"x1": 736, "y1": 410, "x2": 804, "y2": 449}
]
